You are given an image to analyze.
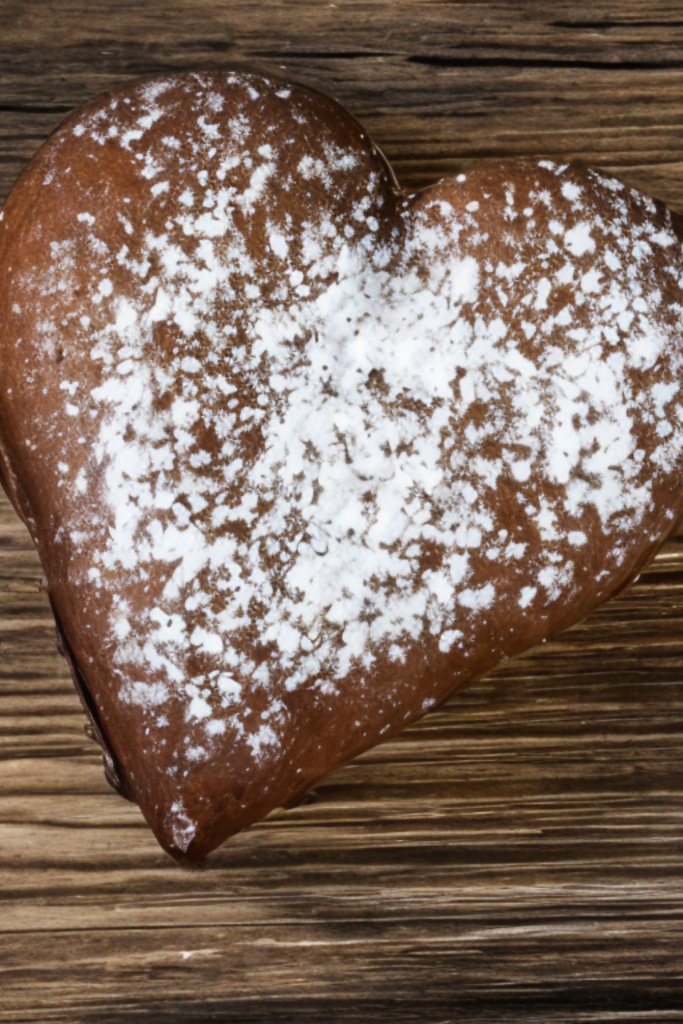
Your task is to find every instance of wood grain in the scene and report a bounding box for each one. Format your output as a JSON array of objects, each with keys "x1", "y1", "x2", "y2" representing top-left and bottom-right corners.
[{"x1": 3, "y1": 1, "x2": 683, "y2": 1020}]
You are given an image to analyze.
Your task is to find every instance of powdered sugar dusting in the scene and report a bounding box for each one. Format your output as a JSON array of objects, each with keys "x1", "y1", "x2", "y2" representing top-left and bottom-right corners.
[{"x1": 6, "y1": 72, "x2": 683, "y2": 833}]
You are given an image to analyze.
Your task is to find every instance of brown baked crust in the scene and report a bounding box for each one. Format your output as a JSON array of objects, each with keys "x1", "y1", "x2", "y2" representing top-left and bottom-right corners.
[{"x1": 1, "y1": 71, "x2": 683, "y2": 861}]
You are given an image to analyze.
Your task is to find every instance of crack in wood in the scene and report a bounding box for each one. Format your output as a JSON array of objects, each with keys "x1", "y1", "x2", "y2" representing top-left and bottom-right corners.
[
  {"x1": 553, "y1": 19, "x2": 683, "y2": 29},
  {"x1": 407, "y1": 54, "x2": 683, "y2": 70}
]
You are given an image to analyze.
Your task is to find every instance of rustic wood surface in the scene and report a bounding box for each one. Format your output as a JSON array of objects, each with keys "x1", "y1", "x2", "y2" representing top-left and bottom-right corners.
[{"x1": 3, "y1": 1, "x2": 683, "y2": 1020}]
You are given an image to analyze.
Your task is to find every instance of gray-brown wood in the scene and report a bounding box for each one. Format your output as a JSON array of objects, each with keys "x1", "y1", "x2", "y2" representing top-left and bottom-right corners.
[{"x1": 3, "y1": 1, "x2": 683, "y2": 1020}]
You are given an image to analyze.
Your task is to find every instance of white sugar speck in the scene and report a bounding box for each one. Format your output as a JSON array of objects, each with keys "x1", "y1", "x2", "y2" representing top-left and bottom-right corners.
[{"x1": 565, "y1": 222, "x2": 595, "y2": 257}]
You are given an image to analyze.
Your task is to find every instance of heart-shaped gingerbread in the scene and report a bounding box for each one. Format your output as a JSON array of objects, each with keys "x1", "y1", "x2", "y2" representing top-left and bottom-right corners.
[{"x1": 2, "y1": 71, "x2": 683, "y2": 861}]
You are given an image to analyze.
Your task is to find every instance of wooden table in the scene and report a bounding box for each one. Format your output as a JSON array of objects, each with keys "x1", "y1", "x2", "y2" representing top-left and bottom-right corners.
[{"x1": 3, "y1": 2, "x2": 683, "y2": 1020}]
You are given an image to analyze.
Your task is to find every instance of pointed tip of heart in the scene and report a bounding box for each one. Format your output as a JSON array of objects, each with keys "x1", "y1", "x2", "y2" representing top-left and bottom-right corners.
[
  {"x1": 122, "y1": 729, "x2": 339, "y2": 863},
  {"x1": 126, "y1": 748, "x2": 298, "y2": 864},
  {"x1": 157, "y1": 806, "x2": 213, "y2": 864},
  {"x1": 145, "y1": 792, "x2": 245, "y2": 865}
]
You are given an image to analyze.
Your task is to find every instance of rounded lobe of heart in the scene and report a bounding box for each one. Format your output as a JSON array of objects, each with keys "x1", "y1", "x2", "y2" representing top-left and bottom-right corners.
[{"x1": 1, "y1": 72, "x2": 683, "y2": 860}]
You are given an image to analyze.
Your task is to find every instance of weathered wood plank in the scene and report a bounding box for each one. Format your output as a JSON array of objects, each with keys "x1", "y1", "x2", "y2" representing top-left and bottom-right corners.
[{"x1": 4, "y1": 3, "x2": 683, "y2": 204}]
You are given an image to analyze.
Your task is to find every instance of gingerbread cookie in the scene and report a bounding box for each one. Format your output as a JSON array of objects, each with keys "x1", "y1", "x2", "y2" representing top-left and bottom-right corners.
[{"x1": 1, "y1": 71, "x2": 682, "y2": 860}]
